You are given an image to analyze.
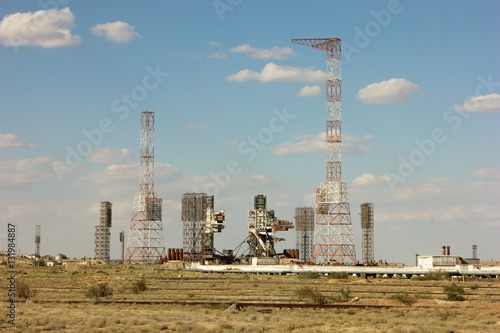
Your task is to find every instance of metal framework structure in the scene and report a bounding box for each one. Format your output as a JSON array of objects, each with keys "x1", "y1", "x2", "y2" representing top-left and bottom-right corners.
[
  {"x1": 125, "y1": 111, "x2": 166, "y2": 263},
  {"x1": 292, "y1": 38, "x2": 357, "y2": 264},
  {"x1": 35, "y1": 224, "x2": 41, "y2": 257},
  {"x1": 94, "y1": 201, "x2": 112, "y2": 261},
  {"x1": 182, "y1": 193, "x2": 225, "y2": 262},
  {"x1": 472, "y1": 245, "x2": 477, "y2": 259},
  {"x1": 360, "y1": 203, "x2": 374, "y2": 264},
  {"x1": 247, "y1": 195, "x2": 294, "y2": 257},
  {"x1": 295, "y1": 207, "x2": 314, "y2": 262},
  {"x1": 119, "y1": 231, "x2": 125, "y2": 263}
]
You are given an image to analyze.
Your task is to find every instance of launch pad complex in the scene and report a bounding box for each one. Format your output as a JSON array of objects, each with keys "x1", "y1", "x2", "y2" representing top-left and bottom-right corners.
[{"x1": 85, "y1": 38, "x2": 497, "y2": 277}]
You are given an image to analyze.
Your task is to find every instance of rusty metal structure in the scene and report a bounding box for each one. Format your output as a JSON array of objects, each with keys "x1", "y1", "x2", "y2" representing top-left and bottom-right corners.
[
  {"x1": 95, "y1": 201, "x2": 112, "y2": 261},
  {"x1": 295, "y1": 207, "x2": 314, "y2": 262},
  {"x1": 247, "y1": 195, "x2": 293, "y2": 257},
  {"x1": 292, "y1": 38, "x2": 357, "y2": 264},
  {"x1": 35, "y1": 224, "x2": 41, "y2": 257},
  {"x1": 125, "y1": 111, "x2": 166, "y2": 263},
  {"x1": 360, "y1": 203, "x2": 374, "y2": 264},
  {"x1": 182, "y1": 193, "x2": 225, "y2": 262}
]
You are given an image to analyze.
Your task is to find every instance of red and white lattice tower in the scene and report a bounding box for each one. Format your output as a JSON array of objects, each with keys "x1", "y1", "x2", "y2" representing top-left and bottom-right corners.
[
  {"x1": 292, "y1": 38, "x2": 357, "y2": 264},
  {"x1": 125, "y1": 111, "x2": 166, "y2": 263}
]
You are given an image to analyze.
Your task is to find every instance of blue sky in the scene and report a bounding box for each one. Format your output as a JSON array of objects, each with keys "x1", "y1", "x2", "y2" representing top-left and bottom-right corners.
[{"x1": 1, "y1": 0, "x2": 499, "y2": 264}]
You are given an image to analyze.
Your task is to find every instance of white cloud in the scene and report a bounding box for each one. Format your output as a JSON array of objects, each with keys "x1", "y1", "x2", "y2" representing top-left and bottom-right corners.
[
  {"x1": 227, "y1": 63, "x2": 325, "y2": 83},
  {"x1": 208, "y1": 52, "x2": 227, "y2": 59},
  {"x1": 297, "y1": 85, "x2": 321, "y2": 97},
  {"x1": 0, "y1": 156, "x2": 54, "y2": 186},
  {"x1": 229, "y1": 44, "x2": 295, "y2": 60},
  {"x1": 209, "y1": 41, "x2": 220, "y2": 46},
  {"x1": 357, "y1": 78, "x2": 420, "y2": 104},
  {"x1": 0, "y1": 133, "x2": 35, "y2": 149},
  {"x1": 471, "y1": 167, "x2": 500, "y2": 179},
  {"x1": 351, "y1": 173, "x2": 390, "y2": 187},
  {"x1": 452, "y1": 93, "x2": 500, "y2": 113},
  {"x1": 270, "y1": 133, "x2": 373, "y2": 156},
  {"x1": 90, "y1": 21, "x2": 140, "y2": 43},
  {"x1": 0, "y1": 7, "x2": 81, "y2": 48},
  {"x1": 225, "y1": 139, "x2": 238, "y2": 146},
  {"x1": 183, "y1": 123, "x2": 207, "y2": 131},
  {"x1": 86, "y1": 147, "x2": 132, "y2": 164}
]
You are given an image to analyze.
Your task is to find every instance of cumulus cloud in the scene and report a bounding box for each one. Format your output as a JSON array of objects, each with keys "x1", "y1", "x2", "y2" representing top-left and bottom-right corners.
[
  {"x1": 209, "y1": 41, "x2": 221, "y2": 46},
  {"x1": 471, "y1": 167, "x2": 500, "y2": 179},
  {"x1": 227, "y1": 63, "x2": 325, "y2": 83},
  {"x1": 352, "y1": 173, "x2": 391, "y2": 187},
  {"x1": 0, "y1": 7, "x2": 81, "y2": 48},
  {"x1": 0, "y1": 133, "x2": 35, "y2": 149},
  {"x1": 0, "y1": 156, "x2": 54, "y2": 186},
  {"x1": 297, "y1": 85, "x2": 321, "y2": 97},
  {"x1": 452, "y1": 93, "x2": 500, "y2": 113},
  {"x1": 208, "y1": 52, "x2": 227, "y2": 59},
  {"x1": 357, "y1": 78, "x2": 420, "y2": 104},
  {"x1": 86, "y1": 147, "x2": 132, "y2": 164},
  {"x1": 270, "y1": 133, "x2": 373, "y2": 156},
  {"x1": 183, "y1": 123, "x2": 207, "y2": 131},
  {"x1": 229, "y1": 44, "x2": 295, "y2": 60},
  {"x1": 90, "y1": 21, "x2": 140, "y2": 43}
]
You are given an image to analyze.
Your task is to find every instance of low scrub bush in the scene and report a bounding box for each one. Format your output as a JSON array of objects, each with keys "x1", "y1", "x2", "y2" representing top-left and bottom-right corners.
[
  {"x1": 297, "y1": 271, "x2": 320, "y2": 279},
  {"x1": 390, "y1": 292, "x2": 416, "y2": 306},
  {"x1": 332, "y1": 286, "x2": 352, "y2": 303},
  {"x1": 131, "y1": 277, "x2": 148, "y2": 294},
  {"x1": 443, "y1": 283, "x2": 465, "y2": 301},
  {"x1": 296, "y1": 286, "x2": 328, "y2": 304},
  {"x1": 17, "y1": 280, "x2": 37, "y2": 300},
  {"x1": 85, "y1": 282, "x2": 113, "y2": 301}
]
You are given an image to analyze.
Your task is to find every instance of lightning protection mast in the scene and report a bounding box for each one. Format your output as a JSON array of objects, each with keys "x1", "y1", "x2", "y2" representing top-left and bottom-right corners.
[
  {"x1": 292, "y1": 38, "x2": 357, "y2": 264},
  {"x1": 125, "y1": 111, "x2": 166, "y2": 263}
]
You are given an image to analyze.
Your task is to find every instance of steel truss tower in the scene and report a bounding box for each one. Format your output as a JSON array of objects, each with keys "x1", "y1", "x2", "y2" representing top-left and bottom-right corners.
[
  {"x1": 125, "y1": 111, "x2": 166, "y2": 263},
  {"x1": 360, "y1": 203, "x2": 374, "y2": 264},
  {"x1": 35, "y1": 224, "x2": 41, "y2": 257},
  {"x1": 292, "y1": 38, "x2": 357, "y2": 264},
  {"x1": 247, "y1": 195, "x2": 294, "y2": 257},
  {"x1": 295, "y1": 207, "x2": 314, "y2": 262},
  {"x1": 95, "y1": 201, "x2": 112, "y2": 261},
  {"x1": 182, "y1": 193, "x2": 209, "y2": 262}
]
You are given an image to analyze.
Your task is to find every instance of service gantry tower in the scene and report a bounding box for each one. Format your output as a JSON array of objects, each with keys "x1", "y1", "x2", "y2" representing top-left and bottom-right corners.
[
  {"x1": 292, "y1": 38, "x2": 357, "y2": 264},
  {"x1": 125, "y1": 111, "x2": 166, "y2": 263}
]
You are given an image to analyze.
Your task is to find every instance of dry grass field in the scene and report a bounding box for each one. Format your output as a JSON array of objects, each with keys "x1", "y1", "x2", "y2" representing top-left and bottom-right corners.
[{"x1": 1, "y1": 262, "x2": 499, "y2": 332}]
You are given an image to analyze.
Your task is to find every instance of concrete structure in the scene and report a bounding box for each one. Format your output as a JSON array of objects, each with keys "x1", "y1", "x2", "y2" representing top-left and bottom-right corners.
[
  {"x1": 292, "y1": 38, "x2": 356, "y2": 264},
  {"x1": 35, "y1": 224, "x2": 41, "y2": 258}
]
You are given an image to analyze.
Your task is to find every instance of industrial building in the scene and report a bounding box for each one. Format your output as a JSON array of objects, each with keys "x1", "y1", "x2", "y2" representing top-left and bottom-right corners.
[
  {"x1": 295, "y1": 207, "x2": 314, "y2": 262},
  {"x1": 360, "y1": 203, "x2": 374, "y2": 264},
  {"x1": 94, "y1": 201, "x2": 112, "y2": 261}
]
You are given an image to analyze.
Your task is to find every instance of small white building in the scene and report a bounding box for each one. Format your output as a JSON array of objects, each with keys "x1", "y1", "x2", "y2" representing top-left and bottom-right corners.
[{"x1": 417, "y1": 255, "x2": 462, "y2": 269}]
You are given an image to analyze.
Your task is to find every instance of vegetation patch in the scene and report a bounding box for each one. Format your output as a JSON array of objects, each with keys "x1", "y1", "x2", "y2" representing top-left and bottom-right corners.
[
  {"x1": 443, "y1": 283, "x2": 465, "y2": 301},
  {"x1": 296, "y1": 286, "x2": 328, "y2": 304},
  {"x1": 390, "y1": 292, "x2": 416, "y2": 306}
]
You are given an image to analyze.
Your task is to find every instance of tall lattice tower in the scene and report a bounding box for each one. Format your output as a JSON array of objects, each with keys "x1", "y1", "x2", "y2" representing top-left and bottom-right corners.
[
  {"x1": 292, "y1": 38, "x2": 357, "y2": 264},
  {"x1": 34, "y1": 224, "x2": 41, "y2": 257},
  {"x1": 360, "y1": 203, "x2": 374, "y2": 264},
  {"x1": 125, "y1": 111, "x2": 166, "y2": 263},
  {"x1": 295, "y1": 207, "x2": 314, "y2": 262}
]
